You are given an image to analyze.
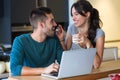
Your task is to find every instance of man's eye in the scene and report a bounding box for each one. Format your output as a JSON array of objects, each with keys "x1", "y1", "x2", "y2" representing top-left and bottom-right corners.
[
  {"x1": 51, "y1": 20, "x2": 55, "y2": 23},
  {"x1": 75, "y1": 13, "x2": 79, "y2": 15}
]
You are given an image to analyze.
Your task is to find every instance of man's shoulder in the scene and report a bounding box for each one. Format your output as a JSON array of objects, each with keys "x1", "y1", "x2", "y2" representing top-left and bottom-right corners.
[
  {"x1": 17, "y1": 33, "x2": 30, "y2": 39},
  {"x1": 14, "y1": 33, "x2": 30, "y2": 42}
]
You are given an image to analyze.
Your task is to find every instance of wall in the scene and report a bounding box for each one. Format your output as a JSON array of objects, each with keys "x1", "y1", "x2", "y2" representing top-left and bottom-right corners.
[
  {"x1": 11, "y1": 0, "x2": 36, "y2": 24},
  {"x1": 0, "y1": 0, "x2": 4, "y2": 17},
  {"x1": 89, "y1": 0, "x2": 120, "y2": 42},
  {"x1": 89, "y1": 0, "x2": 120, "y2": 58},
  {"x1": 0, "y1": 0, "x2": 11, "y2": 44},
  {"x1": 47, "y1": 0, "x2": 68, "y2": 23}
]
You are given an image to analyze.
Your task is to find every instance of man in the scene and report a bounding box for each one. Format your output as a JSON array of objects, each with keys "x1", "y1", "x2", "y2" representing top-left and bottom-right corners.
[{"x1": 10, "y1": 7, "x2": 63, "y2": 76}]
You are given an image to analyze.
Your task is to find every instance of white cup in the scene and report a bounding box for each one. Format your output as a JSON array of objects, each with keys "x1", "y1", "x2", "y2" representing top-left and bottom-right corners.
[{"x1": 72, "y1": 34, "x2": 80, "y2": 44}]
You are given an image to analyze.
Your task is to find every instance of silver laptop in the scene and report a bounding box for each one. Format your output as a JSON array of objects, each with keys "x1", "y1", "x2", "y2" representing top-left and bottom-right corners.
[{"x1": 41, "y1": 48, "x2": 96, "y2": 79}]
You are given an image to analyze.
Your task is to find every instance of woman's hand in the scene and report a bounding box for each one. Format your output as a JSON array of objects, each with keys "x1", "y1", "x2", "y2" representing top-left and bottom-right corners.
[
  {"x1": 56, "y1": 25, "x2": 65, "y2": 42},
  {"x1": 72, "y1": 33, "x2": 92, "y2": 48},
  {"x1": 93, "y1": 54, "x2": 101, "y2": 69}
]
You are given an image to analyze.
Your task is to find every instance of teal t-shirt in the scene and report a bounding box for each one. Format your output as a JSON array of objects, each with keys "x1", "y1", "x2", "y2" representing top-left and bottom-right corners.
[{"x1": 10, "y1": 34, "x2": 63, "y2": 76}]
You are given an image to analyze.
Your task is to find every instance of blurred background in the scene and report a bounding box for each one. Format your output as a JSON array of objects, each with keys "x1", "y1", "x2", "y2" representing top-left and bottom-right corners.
[{"x1": 0, "y1": 0, "x2": 120, "y2": 74}]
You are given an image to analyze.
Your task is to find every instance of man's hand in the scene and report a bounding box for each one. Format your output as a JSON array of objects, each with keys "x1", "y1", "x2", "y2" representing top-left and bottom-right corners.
[{"x1": 43, "y1": 63, "x2": 60, "y2": 74}]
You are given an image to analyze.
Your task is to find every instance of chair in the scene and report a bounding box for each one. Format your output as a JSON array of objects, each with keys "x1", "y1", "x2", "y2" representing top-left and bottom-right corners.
[{"x1": 102, "y1": 47, "x2": 118, "y2": 61}]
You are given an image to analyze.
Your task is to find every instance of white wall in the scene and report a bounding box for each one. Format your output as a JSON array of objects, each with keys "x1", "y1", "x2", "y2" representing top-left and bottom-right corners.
[
  {"x1": 68, "y1": 0, "x2": 74, "y2": 25},
  {"x1": 89, "y1": 0, "x2": 120, "y2": 58},
  {"x1": 90, "y1": 0, "x2": 120, "y2": 41}
]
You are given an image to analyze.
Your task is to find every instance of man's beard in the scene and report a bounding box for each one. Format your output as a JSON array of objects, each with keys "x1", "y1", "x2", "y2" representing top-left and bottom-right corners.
[{"x1": 45, "y1": 27, "x2": 55, "y2": 37}]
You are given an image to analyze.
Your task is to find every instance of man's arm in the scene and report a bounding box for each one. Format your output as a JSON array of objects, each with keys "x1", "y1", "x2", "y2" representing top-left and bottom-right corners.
[
  {"x1": 21, "y1": 63, "x2": 59, "y2": 76},
  {"x1": 10, "y1": 37, "x2": 59, "y2": 76}
]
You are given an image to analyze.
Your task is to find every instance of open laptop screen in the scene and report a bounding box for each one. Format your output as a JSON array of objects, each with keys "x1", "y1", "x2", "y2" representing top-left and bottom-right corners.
[{"x1": 42, "y1": 48, "x2": 96, "y2": 79}]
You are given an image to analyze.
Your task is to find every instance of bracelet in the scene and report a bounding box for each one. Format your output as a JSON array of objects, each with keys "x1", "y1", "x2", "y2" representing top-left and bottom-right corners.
[{"x1": 60, "y1": 39, "x2": 65, "y2": 42}]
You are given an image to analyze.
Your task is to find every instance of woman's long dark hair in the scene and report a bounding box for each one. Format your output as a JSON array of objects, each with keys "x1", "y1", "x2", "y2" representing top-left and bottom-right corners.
[{"x1": 71, "y1": 0, "x2": 102, "y2": 47}]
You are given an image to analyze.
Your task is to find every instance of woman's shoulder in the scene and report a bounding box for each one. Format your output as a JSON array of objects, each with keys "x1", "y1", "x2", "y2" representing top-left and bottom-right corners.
[
  {"x1": 96, "y1": 28, "x2": 105, "y2": 36},
  {"x1": 94, "y1": 28, "x2": 105, "y2": 42},
  {"x1": 68, "y1": 24, "x2": 76, "y2": 29},
  {"x1": 67, "y1": 24, "x2": 78, "y2": 35}
]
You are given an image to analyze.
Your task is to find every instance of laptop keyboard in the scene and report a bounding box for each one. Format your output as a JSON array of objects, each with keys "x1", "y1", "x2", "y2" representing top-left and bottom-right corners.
[{"x1": 50, "y1": 72, "x2": 58, "y2": 77}]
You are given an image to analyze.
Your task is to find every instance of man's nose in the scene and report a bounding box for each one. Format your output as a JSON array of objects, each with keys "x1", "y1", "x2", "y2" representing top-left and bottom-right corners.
[{"x1": 53, "y1": 21, "x2": 57, "y2": 26}]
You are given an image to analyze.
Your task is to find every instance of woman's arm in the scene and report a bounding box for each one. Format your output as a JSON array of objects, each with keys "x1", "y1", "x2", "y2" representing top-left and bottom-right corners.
[
  {"x1": 94, "y1": 35, "x2": 105, "y2": 69},
  {"x1": 58, "y1": 31, "x2": 72, "y2": 50},
  {"x1": 66, "y1": 32, "x2": 72, "y2": 50},
  {"x1": 56, "y1": 26, "x2": 72, "y2": 50}
]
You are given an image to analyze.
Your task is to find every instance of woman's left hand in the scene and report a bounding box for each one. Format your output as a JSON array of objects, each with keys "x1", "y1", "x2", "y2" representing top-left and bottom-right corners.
[{"x1": 93, "y1": 54, "x2": 101, "y2": 69}]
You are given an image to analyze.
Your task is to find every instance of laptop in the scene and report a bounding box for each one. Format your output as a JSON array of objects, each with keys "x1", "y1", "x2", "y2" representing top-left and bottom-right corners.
[{"x1": 41, "y1": 48, "x2": 96, "y2": 79}]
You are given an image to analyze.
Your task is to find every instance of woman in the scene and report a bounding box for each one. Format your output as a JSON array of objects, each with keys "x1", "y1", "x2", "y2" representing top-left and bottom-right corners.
[{"x1": 57, "y1": 0, "x2": 105, "y2": 69}]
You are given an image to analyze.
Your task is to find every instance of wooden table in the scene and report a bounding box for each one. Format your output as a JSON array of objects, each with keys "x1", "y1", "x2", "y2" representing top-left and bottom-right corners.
[{"x1": 9, "y1": 60, "x2": 120, "y2": 80}]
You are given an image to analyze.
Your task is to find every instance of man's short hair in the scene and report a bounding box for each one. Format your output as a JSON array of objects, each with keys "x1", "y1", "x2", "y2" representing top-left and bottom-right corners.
[{"x1": 29, "y1": 7, "x2": 52, "y2": 29}]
